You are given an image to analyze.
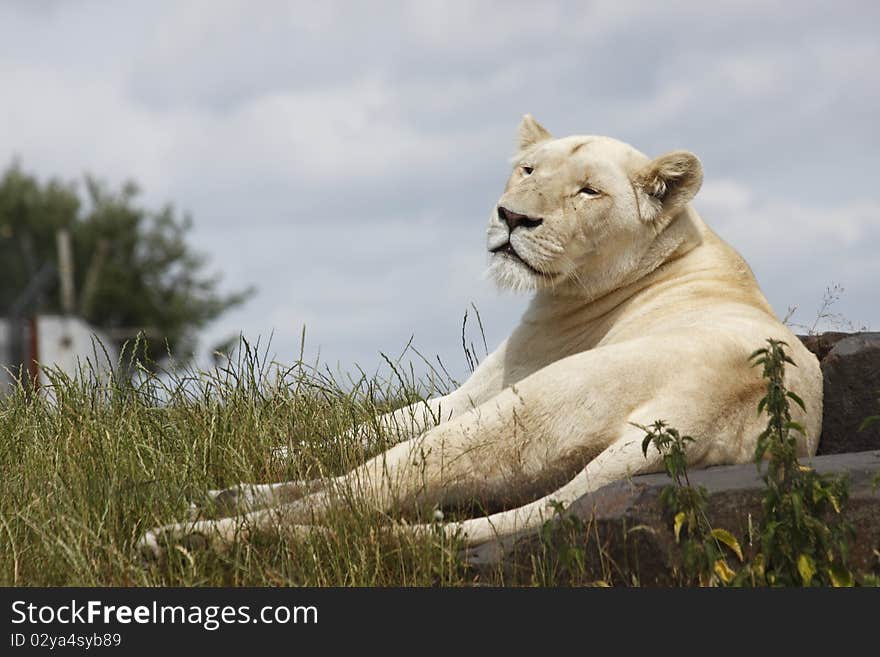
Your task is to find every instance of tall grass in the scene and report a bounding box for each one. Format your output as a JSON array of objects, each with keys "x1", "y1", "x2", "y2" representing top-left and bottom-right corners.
[{"x1": 0, "y1": 332, "x2": 488, "y2": 586}]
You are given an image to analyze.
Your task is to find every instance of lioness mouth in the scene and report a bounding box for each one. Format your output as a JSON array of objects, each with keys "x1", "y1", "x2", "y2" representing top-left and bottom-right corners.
[{"x1": 490, "y1": 242, "x2": 547, "y2": 277}]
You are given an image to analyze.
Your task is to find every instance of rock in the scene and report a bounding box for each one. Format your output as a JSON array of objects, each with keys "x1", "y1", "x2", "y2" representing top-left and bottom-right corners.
[
  {"x1": 798, "y1": 332, "x2": 850, "y2": 362},
  {"x1": 798, "y1": 332, "x2": 880, "y2": 455},
  {"x1": 465, "y1": 451, "x2": 880, "y2": 585}
]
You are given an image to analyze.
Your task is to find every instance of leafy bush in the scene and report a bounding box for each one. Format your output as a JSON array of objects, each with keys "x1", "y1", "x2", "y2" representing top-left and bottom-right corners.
[
  {"x1": 640, "y1": 338, "x2": 855, "y2": 587},
  {"x1": 639, "y1": 421, "x2": 742, "y2": 585}
]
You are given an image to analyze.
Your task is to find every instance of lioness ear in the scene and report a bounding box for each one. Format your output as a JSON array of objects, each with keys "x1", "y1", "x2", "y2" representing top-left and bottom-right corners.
[
  {"x1": 635, "y1": 151, "x2": 703, "y2": 225},
  {"x1": 518, "y1": 114, "x2": 553, "y2": 151}
]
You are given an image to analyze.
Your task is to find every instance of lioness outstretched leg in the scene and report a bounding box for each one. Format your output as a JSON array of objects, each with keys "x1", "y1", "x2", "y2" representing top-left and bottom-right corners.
[
  {"x1": 143, "y1": 388, "x2": 570, "y2": 556},
  {"x1": 141, "y1": 426, "x2": 660, "y2": 558},
  {"x1": 428, "y1": 432, "x2": 660, "y2": 544},
  {"x1": 267, "y1": 391, "x2": 466, "y2": 462},
  {"x1": 194, "y1": 351, "x2": 513, "y2": 517},
  {"x1": 141, "y1": 339, "x2": 695, "y2": 558},
  {"x1": 190, "y1": 478, "x2": 325, "y2": 519}
]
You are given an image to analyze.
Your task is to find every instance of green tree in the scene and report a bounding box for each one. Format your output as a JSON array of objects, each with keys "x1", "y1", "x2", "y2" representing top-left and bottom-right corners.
[{"x1": 0, "y1": 162, "x2": 253, "y2": 366}]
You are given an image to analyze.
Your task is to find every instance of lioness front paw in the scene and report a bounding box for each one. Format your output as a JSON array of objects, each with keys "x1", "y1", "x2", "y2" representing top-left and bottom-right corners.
[
  {"x1": 138, "y1": 519, "x2": 235, "y2": 564},
  {"x1": 137, "y1": 528, "x2": 165, "y2": 563}
]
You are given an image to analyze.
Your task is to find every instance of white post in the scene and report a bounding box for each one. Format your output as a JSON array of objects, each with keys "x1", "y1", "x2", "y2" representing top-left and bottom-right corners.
[{"x1": 56, "y1": 228, "x2": 75, "y2": 315}]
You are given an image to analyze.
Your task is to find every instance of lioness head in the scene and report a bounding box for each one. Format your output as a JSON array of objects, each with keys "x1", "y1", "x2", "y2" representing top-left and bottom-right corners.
[{"x1": 487, "y1": 115, "x2": 704, "y2": 296}]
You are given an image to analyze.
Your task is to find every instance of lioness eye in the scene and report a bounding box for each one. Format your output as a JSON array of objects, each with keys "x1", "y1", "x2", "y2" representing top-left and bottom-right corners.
[
  {"x1": 522, "y1": 166, "x2": 533, "y2": 175},
  {"x1": 579, "y1": 186, "x2": 600, "y2": 196}
]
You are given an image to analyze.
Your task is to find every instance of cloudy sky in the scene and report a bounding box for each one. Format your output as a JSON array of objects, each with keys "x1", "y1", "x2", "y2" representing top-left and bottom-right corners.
[{"x1": 1, "y1": 1, "x2": 877, "y2": 381}]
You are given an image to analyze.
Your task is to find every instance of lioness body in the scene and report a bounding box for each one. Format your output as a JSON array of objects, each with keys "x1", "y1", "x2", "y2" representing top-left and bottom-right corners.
[{"x1": 140, "y1": 117, "x2": 821, "y2": 557}]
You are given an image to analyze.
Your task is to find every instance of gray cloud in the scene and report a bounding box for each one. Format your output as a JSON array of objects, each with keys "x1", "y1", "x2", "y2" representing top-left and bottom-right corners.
[{"x1": 1, "y1": 0, "x2": 877, "y2": 380}]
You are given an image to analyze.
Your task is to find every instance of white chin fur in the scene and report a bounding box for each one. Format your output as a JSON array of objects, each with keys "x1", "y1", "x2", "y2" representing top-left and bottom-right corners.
[{"x1": 487, "y1": 254, "x2": 543, "y2": 292}]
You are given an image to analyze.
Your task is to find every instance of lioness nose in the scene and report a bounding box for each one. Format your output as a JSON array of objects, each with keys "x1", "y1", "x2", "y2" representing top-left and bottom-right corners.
[
  {"x1": 498, "y1": 206, "x2": 543, "y2": 231},
  {"x1": 498, "y1": 205, "x2": 544, "y2": 232}
]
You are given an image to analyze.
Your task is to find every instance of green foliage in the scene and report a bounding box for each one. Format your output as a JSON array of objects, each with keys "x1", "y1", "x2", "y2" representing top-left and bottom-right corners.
[
  {"x1": 532, "y1": 499, "x2": 621, "y2": 587},
  {"x1": 638, "y1": 420, "x2": 742, "y2": 585},
  {"x1": 639, "y1": 339, "x2": 861, "y2": 587},
  {"x1": 747, "y1": 339, "x2": 853, "y2": 586},
  {"x1": 0, "y1": 162, "x2": 253, "y2": 365},
  {"x1": 0, "y1": 335, "x2": 473, "y2": 586},
  {"x1": 534, "y1": 500, "x2": 589, "y2": 585}
]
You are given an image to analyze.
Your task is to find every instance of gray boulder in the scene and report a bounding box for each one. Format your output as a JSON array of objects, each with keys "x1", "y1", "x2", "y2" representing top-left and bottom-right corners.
[
  {"x1": 799, "y1": 333, "x2": 880, "y2": 454},
  {"x1": 465, "y1": 451, "x2": 880, "y2": 585}
]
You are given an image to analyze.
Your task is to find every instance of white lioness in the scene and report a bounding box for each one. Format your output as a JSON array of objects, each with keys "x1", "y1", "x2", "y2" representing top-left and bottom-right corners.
[{"x1": 140, "y1": 115, "x2": 822, "y2": 559}]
